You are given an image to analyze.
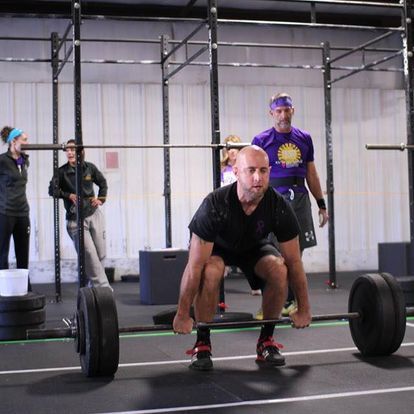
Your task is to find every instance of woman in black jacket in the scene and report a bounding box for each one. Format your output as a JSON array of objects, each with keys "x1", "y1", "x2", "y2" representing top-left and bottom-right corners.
[{"x1": 0, "y1": 126, "x2": 31, "y2": 290}]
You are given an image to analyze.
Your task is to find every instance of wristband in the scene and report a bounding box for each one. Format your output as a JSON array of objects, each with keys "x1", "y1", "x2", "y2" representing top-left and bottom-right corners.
[{"x1": 317, "y1": 198, "x2": 327, "y2": 210}]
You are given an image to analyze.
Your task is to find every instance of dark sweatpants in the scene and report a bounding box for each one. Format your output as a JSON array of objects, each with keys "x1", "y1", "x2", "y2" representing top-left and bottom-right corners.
[{"x1": 0, "y1": 213, "x2": 30, "y2": 270}]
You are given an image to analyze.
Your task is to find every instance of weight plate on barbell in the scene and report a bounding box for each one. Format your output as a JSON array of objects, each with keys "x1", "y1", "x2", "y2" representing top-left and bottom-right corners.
[
  {"x1": 77, "y1": 287, "x2": 100, "y2": 377},
  {"x1": 380, "y1": 272, "x2": 407, "y2": 355},
  {"x1": 348, "y1": 273, "x2": 396, "y2": 356},
  {"x1": 92, "y1": 287, "x2": 119, "y2": 377},
  {"x1": 74, "y1": 309, "x2": 85, "y2": 355}
]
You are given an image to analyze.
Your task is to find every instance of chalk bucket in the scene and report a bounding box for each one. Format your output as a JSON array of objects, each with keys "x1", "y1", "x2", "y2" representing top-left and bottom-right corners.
[{"x1": 0, "y1": 269, "x2": 29, "y2": 296}]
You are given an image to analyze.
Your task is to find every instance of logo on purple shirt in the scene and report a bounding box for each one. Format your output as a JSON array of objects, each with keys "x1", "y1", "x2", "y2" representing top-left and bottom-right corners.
[{"x1": 277, "y1": 142, "x2": 302, "y2": 168}]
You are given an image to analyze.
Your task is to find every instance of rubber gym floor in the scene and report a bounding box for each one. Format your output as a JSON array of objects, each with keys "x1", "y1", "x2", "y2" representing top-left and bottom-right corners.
[{"x1": 1, "y1": 272, "x2": 414, "y2": 414}]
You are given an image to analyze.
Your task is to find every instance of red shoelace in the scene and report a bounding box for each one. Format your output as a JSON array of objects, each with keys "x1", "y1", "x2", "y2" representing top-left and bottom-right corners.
[
  {"x1": 186, "y1": 342, "x2": 211, "y2": 356},
  {"x1": 258, "y1": 337, "x2": 284, "y2": 350}
]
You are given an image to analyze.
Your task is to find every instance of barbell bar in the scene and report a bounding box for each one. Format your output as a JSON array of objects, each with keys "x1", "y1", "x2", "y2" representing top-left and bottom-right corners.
[
  {"x1": 21, "y1": 142, "x2": 250, "y2": 151},
  {"x1": 23, "y1": 141, "x2": 414, "y2": 152},
  {"x1": 24, "y1": 272, "x2": 414, "y2": 378},
  {"x1": 365, "y1": 143, "x2": 414, "y2": 151},
  {"x1": 27, "y1": 311, "x2": 363, "y2": 340}
]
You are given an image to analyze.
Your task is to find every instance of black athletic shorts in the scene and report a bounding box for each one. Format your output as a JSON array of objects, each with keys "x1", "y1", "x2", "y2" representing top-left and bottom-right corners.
[
  {"x1": 269, "y1": 192, "x2": 316, "y2": 252},
  {"x1": 212, "y1": 240, "x2": 280, "y2": 291},
  {"x1": 285, "y1": 192, "x2": 316, "y2": 250}
]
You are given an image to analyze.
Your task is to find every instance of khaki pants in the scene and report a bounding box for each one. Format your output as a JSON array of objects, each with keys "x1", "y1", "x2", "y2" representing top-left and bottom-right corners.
[{"x1": 66, "y1": 208, "x2": 110, "y2": 288}]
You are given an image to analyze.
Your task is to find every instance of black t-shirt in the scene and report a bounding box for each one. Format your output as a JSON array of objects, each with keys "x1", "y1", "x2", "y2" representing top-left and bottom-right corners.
[{"x1": 189, "y1": 182, "x2": 300, "y2": 253}]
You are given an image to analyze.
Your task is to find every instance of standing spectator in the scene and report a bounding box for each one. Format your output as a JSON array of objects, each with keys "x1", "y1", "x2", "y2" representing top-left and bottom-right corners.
[
  {"x1": 0, "y1": 126, "x2": 32, "y2": 291},
  {"x1": 220, "y1": 135, "x2": 241, "y2": 186},
  {"x1": 49, "y1": 140, "x2": 110, "y2": 288},
  {"x1": 253, "y1": 92, "x2": 328, "y2": 316},
  {"x1": 221, "y1": 135, "x2": 244, "y2": 283}
]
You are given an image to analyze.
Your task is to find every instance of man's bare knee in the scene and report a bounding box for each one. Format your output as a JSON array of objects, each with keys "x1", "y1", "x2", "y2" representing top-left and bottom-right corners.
[
  {"x1": 255, "y1": 255, "x2": 287, "y2": 283},
  {"x1": 202, "y1": 257, "x2": 225, "y2": 288}
]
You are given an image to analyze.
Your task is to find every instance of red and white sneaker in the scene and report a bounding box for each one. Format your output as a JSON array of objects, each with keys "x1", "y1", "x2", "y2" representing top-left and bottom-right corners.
[
  {"x1": 186, "y1": 341, "x2": 213, "y2": 371},
  {"x1": 256, "y1": 337, "x2": 285, "y2": 366}
]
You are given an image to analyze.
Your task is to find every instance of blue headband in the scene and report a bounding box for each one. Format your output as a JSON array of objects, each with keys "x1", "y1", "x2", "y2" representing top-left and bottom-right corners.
[
  {"x1": 7, "y1": 128, "x2": 23, "y2": 143},
  {"x1": 270, "y1": 96, "x2": 293, "y2": 110}
]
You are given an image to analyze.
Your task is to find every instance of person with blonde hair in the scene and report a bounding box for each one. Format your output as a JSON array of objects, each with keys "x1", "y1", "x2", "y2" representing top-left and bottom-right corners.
[
  {"x1": 220, "y1": 135, "x2": 246, "y2": 283},
  {"x1": 220, "y1": 135, "x2": 241, "y2": 186}
]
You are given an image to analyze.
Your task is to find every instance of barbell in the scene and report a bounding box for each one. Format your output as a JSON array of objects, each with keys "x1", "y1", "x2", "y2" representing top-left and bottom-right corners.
[
  {"x1": 365, "y1": 143, "x2": 414, "y2": 151},
  {"x1": 23, "y1": 141, "x2": 414, "y2": 152},
  {"x1": 21, "y1": 142, "x2": 250, "y2": 151},
  {"x1": 25, "y1": 272, "x2": 414, "y2": 378}
]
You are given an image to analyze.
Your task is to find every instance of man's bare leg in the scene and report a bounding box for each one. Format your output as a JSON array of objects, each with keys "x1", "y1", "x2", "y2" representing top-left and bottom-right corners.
[
  {"x1": 190, "y1": 256, "x2": 225, "y2": 371},
  {"x1": 254, "y1": 255, "x2": 288, "y2": 366}
]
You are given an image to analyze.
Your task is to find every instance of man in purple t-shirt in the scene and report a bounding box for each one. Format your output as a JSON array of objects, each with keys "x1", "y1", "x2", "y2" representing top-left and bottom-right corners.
[{"x1": 252, "y1": 92, "x2": 328, "y2": 315}]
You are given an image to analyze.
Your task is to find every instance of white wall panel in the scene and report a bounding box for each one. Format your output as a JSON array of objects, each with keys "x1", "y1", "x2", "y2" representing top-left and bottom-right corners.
[{"x1": 1, "y1": 83, "x2": 408, "y2": 279}]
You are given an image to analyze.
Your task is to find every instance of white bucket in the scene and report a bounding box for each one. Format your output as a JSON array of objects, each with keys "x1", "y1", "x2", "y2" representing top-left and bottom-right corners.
[{"x1": 0, "y1": 269, "x2": 29, "y2": 297}]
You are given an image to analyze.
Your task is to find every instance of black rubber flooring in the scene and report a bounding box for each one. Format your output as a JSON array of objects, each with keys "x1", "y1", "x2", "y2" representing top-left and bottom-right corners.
[{"x1": 1, "y1": 272, "x2": 414, "y2": 414}]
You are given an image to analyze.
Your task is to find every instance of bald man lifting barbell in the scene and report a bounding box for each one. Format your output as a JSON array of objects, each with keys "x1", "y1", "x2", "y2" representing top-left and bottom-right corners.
[{"x1": 173, "y1": 145, "x2": 312, "y2": 371}]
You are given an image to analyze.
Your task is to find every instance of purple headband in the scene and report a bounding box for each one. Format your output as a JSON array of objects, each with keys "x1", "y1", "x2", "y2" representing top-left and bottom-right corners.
[{"x1": 270, "y1": 96, "x2": 293, "y2": 110}]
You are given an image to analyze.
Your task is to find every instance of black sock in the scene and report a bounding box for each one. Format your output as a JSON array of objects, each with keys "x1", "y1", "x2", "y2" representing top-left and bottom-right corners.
[
  {"x1": 286, "y1": 286, "x2": 294, "y2": 302},
  {"x1": 196, "y1": 327, "x2": 211, "y2": 344},
  {"x1": 259, "y1": 323, "x2": 275, "y2": 342}
]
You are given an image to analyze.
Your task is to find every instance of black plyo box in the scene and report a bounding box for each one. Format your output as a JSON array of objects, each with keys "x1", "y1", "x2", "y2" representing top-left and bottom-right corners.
[
  {"x1": 378, "y1": 242, "x2": 411, "y2": 277},
  {"x1": 396, "y1": 276, "x2": 414, "y2": 306},
  {"x1": 139, "y1": 249, "x2": 188, "y2": 305}
]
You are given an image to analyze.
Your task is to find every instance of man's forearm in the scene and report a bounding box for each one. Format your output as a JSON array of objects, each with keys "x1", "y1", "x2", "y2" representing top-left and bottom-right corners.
[
  {"x1": 288, "y1": 261, "x2": 311, "y2": 312},
  {"x1": 307, "y1": 176, "x2": 324, "y2": 201},
  {"x1": 176, "y1": 263, "x2": 203, "y2": 317},
  {"x1": 306, "y1": 163, "x2": 325, "y2": 202}
]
